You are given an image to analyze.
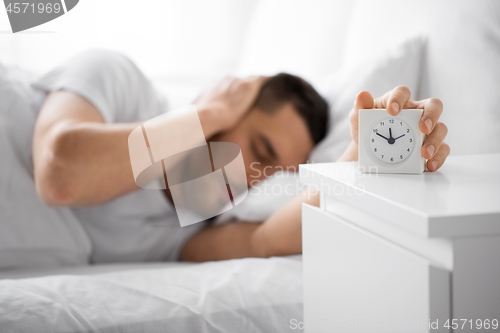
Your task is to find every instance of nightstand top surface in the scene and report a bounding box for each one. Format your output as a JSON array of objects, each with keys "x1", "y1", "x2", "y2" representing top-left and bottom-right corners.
[{"x1": 299, "y1": 154, "x2": 500, "y2": 237}]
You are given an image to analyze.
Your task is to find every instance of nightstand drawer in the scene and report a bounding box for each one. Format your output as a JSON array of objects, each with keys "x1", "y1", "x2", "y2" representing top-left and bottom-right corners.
[{"x1": 302, "y1": 204, "x2": 450, "y2": 333}]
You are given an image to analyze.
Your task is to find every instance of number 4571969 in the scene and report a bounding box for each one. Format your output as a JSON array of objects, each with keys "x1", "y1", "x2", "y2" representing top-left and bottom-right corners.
[
  {"x1": 6, "y1": 2, "x2": 62, "y2": 14},
  {"x1": 443, "y1": 319, "x2": 498, "y2": 330}
]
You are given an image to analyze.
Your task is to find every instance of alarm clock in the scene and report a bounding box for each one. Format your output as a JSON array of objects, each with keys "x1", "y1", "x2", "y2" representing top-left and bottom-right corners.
[{"x1": 358, "y1": 109, "x2": 425, "y2": 174}]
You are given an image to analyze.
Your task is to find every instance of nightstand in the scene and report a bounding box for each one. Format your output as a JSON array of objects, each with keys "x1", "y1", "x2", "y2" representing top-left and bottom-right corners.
[{"x1": 299, "y1": 154, "x2": 500, "y2": 333}]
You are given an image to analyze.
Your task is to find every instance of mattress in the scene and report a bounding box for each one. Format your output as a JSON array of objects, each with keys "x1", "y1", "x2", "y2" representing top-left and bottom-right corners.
[{"x1": 0, "y1": 256, "x2": 303, "y2": 333}]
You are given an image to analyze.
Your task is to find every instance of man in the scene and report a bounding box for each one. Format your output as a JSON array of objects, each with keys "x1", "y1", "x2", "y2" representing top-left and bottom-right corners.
[{"x1": 3, "y1": 49, "x2": 449, "y2": 265}]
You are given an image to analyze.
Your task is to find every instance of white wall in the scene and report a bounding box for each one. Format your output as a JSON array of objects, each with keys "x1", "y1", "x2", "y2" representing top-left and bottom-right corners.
[{"x1": 0, "y1": 0, "x2": 258, "y2": 81}]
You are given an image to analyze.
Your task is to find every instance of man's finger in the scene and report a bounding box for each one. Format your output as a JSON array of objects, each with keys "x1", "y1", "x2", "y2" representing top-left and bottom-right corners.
[
  {"x1": 350, "y1": 91, "x2": 374, "y2": 132},
  {"x1": 426, "y1": 142, "x2": 450, "y2": 172},
  {"x1": 355, "y1": 91, "x2": 375, "y2": 111},
  {"x1": 240, "y1": 76, "x2": 269, "y2": 96},
  {"x1": 352, "y1": 91, "x2": 375, "y2": 122},
  {"x1": 421, "y1": 122, "x2": 448, "y2": 159},
  {"x1": 418, "y1": 98, "x2": 444, "y2": 135},
  {"x1": 244, "y1": 75, "x2": 270, "y2": 86},
  {"x1": 374, "y1": 85, "x2": 412, "y2": 116}
]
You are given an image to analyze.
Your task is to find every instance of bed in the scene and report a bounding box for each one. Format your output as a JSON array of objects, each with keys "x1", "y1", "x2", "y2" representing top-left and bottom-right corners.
[{"x1": 0, "y1": 256, "x2": 303, "y2": 333}]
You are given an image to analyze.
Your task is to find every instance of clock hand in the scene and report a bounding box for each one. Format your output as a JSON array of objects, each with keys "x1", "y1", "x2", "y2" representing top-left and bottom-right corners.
[
  {"x1": 394, "y1": 134, "x2": 406, "y2": 140},
  {"x1": 376, "y1": 132, "x2": 389, "y2": 141},
  {"x1": 387, "y1": 127, "x2": 395, "y2": 145}
]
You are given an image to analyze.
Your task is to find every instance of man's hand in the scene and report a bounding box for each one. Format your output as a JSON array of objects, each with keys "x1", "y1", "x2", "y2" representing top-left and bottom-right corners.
[
  {"x1": 342, "y1": 86, "x2": 450, "y2": 172},
  {"x1": 195, "y1": 76, "x2": 268, "y2": 137}
]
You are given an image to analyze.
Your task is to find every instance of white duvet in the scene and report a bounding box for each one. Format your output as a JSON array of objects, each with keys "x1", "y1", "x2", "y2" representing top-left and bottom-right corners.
[{"x1": 0, "y1": 256, "x2": 303, "y2": 333}]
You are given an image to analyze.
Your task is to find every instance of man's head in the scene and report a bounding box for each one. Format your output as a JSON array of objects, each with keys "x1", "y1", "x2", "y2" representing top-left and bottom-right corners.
[{"x1": 212, "y1": 73, "x2": 329, "y2": 184}]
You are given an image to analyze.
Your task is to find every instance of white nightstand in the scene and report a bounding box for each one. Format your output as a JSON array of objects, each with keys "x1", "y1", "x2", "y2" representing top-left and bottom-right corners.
[{"x1": 299, "y1": 154, "x2": 500, "y2": 333}]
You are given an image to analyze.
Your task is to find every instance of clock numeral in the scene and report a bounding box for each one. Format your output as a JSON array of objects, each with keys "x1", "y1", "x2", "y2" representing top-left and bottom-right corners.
[
  {"x1": 390, "y1": 157, "x2": 394, "y2": 162},
  {"x1": 400, "y1": 155, "x2": 403, "y2": 159},
  {"x1": 380, "y1": 121, "x2": 384, "y2": 126},
  {"x1": 407, "y1": 148, "x2": 410, "y2": 152},
  {"x1": 381, "y1": 155, "x2": 384, "y2": 159},
  {"x1": 409, "y1": 138, "x2": 412, "y2": 143},
  {"x1": 400, "y1": 121, "x2": 403, "y2": 126},
  {"x1": 406, "y1": 128, "x2": 410, "y2": 133},
  {"x1": 371, "y1": 138, "x2": 374, "y2": 142},
  {"x1": 389, "y1": 119, "x2": 394, "y2": 124},
  {"x1": 373, "y1": 129, "x2": 378, "y2": 133},
  {"x1": 374, "y1": 148, "x2": 377, "y2": 152}
]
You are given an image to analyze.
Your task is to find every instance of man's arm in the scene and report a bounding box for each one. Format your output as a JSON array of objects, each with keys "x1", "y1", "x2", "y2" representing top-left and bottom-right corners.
[
  {"x1": 33, "y1": 91, "x2": 231, "y2": 206},
  {"x1": 179, "y1": 189, "x2": 319, "y2": 261}
]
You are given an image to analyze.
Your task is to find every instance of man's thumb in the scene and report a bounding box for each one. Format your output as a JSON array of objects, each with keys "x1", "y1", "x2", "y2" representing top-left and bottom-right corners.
[{"x1": 355, "y1": 91, "x2": 375, "y2": 111}]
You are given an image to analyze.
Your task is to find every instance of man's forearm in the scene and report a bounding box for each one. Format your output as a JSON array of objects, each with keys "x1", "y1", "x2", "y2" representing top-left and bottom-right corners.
[
  {"x1": 179, "y1": 222, "x2": 264, "y2": 262},
  {"x1": 180, "y1": 189, "x2": 319, "y2": 262},
  {"x1": 35, "y1": 121, "x2": 141, "y2": 206}
]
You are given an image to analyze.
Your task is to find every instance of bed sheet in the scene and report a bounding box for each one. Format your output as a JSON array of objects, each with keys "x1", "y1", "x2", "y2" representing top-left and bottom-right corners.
[{"x1": 0, "y1": 256, "x2": 303, "y2": 333}]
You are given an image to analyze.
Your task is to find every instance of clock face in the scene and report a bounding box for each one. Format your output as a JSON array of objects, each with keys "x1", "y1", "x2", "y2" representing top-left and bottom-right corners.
[{"x1": 369, "y1": 118, "x2": 415, "y2": 164}]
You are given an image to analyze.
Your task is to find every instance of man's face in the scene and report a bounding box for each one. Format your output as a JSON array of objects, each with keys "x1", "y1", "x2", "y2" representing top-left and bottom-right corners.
[{"x1": 211, "y1": 103, "x2": 314, "y2": 186}]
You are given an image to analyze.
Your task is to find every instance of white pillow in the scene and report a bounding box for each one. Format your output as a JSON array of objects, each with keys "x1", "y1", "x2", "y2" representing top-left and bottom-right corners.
[
  {"x1": 216, "y1": 171, "x2": 302, "y2": 224},
  {"x1": 217, "y1": 36, "x2": 426, "y2": 223}
]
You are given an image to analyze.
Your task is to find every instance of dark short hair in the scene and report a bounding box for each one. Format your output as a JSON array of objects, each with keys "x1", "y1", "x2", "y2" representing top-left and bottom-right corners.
[{"x1": 254, "y1": 73, "x2": 328, "y2": 144}]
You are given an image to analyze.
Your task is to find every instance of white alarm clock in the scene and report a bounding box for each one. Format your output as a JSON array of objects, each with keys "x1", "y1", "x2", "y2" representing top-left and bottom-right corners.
[{"x1": 358, "y1": 109, "x2": 425, "y2": 174}]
